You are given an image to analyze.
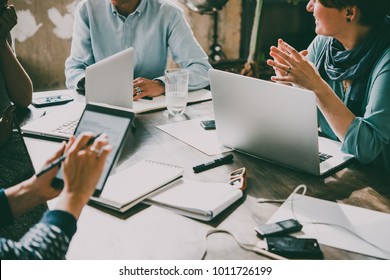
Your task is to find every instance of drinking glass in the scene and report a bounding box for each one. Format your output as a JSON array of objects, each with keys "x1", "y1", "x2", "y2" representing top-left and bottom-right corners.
[{"x1": 165, "y1": 69, "x2": 189, "y2": 117}]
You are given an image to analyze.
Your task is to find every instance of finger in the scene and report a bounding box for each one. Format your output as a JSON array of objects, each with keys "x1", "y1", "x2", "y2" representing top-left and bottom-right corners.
[
  {"x1": 271, "y1": 75, "x2": 291, "y2": 83},
  {"x1": 267, "y1": 59, "x2": 284, "y2": 69},
  {"x1": 45, "y1": 141, "x2": 66, "y2": 164},
  {"x1": 133, "y1": 77, "x2": 143, "y2": 85},
  {"x1": 277, "y1": 38, "x2": 283, "y2": 51},
  {"x1": 89, "y1": 135, "x2": 109, "y2": 152},
  {"x1": 64, "y1": 136, "x2": 75, "y2": 154},
  {"x1": 270, "y1": 46, "x2": 292, "y2": 63},
  {"x1": 266, "y1": 57, "x2": 291, "y2": 73},
  {"x1": 67, "y1": 132, "x2": 94, "y2": 157},
  {"x1": 133, "y1": 91, "x2": 146, "y2": 101},
  {"x1": 279, "y1": 40, "x2": 302, "y2": 61},
  {"x1": 95, "y1": 145, "x2": 112, "y2": 164},
  {"x1": 267, "y1": 60, "x2": 291, "y2": 75},
  {"x1": 300, "y1": 50, "x2": 308, "y2": 57},
  {"x1": 133, "y1": 85, "x2": 142, "y2": 97}
]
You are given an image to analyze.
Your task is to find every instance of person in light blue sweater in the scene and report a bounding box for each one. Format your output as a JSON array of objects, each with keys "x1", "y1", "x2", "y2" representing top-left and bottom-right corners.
[
  {"x1": 267, "y1": 0, "x2": 390, "y2": 172},
  {"x1": 65, "y1": 0, "x2": 212, "y2": 100}
]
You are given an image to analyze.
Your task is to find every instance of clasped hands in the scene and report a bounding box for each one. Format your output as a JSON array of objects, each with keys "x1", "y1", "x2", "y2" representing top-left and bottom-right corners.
[{"x1": 266, "y1": 39, "x2": 323, "y2": 92}]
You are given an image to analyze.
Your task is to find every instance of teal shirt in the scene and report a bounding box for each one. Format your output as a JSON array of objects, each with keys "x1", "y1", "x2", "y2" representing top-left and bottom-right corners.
[
  {"x1": 307, "y1": 36, "x2": 390, "y2": 171},
  {"x1": 65, "y1": 0, "x2": 211, "y2": 90}
]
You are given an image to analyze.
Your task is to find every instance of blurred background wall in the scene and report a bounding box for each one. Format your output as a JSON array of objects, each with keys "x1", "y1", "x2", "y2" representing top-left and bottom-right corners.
[{"x1": 9, "y1": 0, "x2": 314, "y2": 91}]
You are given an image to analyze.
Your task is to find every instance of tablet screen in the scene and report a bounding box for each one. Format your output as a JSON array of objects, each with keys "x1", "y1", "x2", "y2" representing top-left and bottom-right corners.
[{"x1": 52, "y1": 104, "x2": 134, "y2": 196}]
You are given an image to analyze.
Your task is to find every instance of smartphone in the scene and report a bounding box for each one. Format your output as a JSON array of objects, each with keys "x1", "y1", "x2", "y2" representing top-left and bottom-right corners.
[
  {"x1": 32, "y1": 94, "x2": 74, "y2": 108},
  {"x1": 200, "y1": 120, "x2": 216, "y2": 130},
  {"x1": 265, "y1": 236, "x2": 324, "y2": 259},
  {"x1": 255, "y1": 219, "x2": 302, "y2": 237}
]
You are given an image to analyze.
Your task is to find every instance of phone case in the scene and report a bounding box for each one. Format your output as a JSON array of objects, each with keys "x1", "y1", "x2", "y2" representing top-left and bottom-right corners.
[
  {"x1": 200, "y1": 120, "x2": 216, "y2": 130},
  {"x1": 32, "y1": 95, "x2": 74, "y2": 108},
  {"x1": 266, "y1": 236, "x2": 324, "y2": 259}
]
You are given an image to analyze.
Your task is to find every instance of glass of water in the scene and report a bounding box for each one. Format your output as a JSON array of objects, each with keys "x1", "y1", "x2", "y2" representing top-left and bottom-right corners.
[{"x1": 165, "y1": 68, "x2": 189, "y2": 117}]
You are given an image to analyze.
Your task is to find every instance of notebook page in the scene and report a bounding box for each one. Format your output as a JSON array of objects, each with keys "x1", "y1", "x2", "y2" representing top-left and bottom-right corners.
[{"x1": 90, "y1": 160, "x2": 183, "y2": 208}]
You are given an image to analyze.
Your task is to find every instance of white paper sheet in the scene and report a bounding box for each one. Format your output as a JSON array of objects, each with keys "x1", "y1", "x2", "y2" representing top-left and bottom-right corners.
[
  {"x1": 157, "y1": 117, "x2": 232, "y2": 156},
  {"x1": 267, "y1": 194, "x2": 390, "y2": 259}
]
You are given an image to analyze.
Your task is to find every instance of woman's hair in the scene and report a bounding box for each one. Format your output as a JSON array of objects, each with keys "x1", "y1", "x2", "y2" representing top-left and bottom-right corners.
[{"x1": 319, "y1": 0, "x2": 390, "y2": 26}]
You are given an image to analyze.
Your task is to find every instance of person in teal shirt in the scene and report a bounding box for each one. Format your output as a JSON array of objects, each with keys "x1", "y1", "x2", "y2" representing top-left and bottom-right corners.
[
  {"x1": 65, "y1": 0, "x2": 212, "y2": 100},
  {"x1": 267, "y1": 0, "x2": 390, "y2": 172}
]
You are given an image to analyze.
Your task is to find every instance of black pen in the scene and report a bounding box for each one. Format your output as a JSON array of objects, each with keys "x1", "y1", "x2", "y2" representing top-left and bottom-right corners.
[
  {"x1": 193, "y1": 154, "x2": 234, "y2": 173},
  {"x1": 36, "y1": 133, "x2": 102, "y2": 177}
]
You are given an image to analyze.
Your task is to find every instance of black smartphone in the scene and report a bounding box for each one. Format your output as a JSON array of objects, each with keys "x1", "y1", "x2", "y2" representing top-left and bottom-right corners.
[
  {"x1": 255, "y1": 219, "x2": 303, "y2": 237},
  {"x1": 32, "y1": 94, "x2": 74, "y2": 108},
  {"x1": 265, "y1": 236, "x2": 324, "y2": 259},
  {"x1": 200, "y1": 119, "x2": 216, "y2": 130}
]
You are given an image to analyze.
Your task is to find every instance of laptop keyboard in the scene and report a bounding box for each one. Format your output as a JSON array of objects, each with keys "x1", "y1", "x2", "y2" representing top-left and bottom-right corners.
[
  {"x1": 319, "y1": 152, "x2": 333, "y2": 163},
  {"x1": 52, "y1": 118, "x2": 80, "y2": 136}
]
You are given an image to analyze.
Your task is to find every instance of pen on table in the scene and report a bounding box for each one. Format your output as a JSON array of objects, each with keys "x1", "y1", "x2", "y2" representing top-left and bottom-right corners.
[
  {"x1": 193, "y1": 154, "x2": 234, "y2": 173},
  {"x1": 36, "y1": 133, "x2": 102, "y2": 177}
]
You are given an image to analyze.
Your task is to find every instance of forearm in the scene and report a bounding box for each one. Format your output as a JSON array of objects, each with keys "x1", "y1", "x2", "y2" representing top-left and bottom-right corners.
[
  {"x1": 187, "y1": 63, "x2": 212, "y2": 90},
  {"x1": 4, "y1": 179, "x2": 47, "y2": 218},
  {"x1": 169, "y1": 12, "x2": 211, "y2": 90},
  {"x1": 313, "y1": 80, "x2": 355, "y2": 141},
  {"x1": 54, "y1": 192, "x2": 90, "y2": 220},
  {"x1": 0, "y1": 41, "x2": 32, "y2": 107}
]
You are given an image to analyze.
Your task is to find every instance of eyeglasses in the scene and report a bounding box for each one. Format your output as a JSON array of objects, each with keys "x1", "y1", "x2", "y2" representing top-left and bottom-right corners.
[{"x1": 228, "y1": 167, "x2": 247, "y2": 191}]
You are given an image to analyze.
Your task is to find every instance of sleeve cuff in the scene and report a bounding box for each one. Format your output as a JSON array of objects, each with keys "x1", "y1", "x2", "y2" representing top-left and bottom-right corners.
[
  {"x1": 153, "y1": 77, "x2": 165, "y2": 85},
  {"x1": 75, "y1": 76, "x2": 86, "y2": 92},
  {"x1": 0, "y1": 188, "x2": 15, "y2": 228},
  {"x1": 41, "y1": 210, "x2": 78, "y2": 239}
]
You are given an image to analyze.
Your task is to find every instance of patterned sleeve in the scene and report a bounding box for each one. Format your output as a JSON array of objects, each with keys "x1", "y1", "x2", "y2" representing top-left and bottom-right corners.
[{"x1": 0, "y1": 210, "x2": 77, "y2": 259}]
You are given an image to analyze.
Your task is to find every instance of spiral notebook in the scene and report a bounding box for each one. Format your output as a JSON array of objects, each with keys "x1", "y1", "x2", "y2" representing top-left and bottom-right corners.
[
  {"x1": 89, "y1": 160, "x2": 184, "y2": 213},
  {"x1": 144, "y1": 178, "x2": 243, "y2": 221}
]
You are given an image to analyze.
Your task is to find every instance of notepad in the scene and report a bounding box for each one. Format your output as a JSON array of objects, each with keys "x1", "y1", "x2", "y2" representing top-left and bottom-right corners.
[
  {"x1": 89, "y1": 160, "x2": 184, "y2": 213},
  {"x1": 144, "y1": 178, "x2": 243, "y2": 221}
]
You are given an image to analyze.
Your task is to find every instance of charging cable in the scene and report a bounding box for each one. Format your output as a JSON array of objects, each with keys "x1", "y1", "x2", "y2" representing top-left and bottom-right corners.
[
  {"x1": 258, "y1": 184, "x2": 390, "y2": 258},
  {"x1": 202, "y1": 229, "x2": 287, "y2": 260}
]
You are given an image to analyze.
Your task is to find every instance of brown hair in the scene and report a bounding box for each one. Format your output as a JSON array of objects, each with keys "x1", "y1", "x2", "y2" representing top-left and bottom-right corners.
[{"x1": 319, "y1": 0, "x2": 390, "y2": 26}]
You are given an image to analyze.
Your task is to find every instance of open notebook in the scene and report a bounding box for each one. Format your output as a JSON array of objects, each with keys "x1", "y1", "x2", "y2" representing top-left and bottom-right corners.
[
  {"x1": 89, "y1": 160, "x2": 184, "y2": 213},
  {"x1": 144, "y1": 178, "x2": 243, "y2": 221}
]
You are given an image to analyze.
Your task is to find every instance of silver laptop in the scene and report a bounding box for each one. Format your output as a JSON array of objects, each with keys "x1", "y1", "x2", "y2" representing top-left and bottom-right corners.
[
  {"x1": 86, "y1": 48, "x2": 133, "y2": 109},
  {"x1": 21, "y1": 48, "x2": 134, "y2": 140},
  {"x1": 209, "y1": 69, "x2": 354, "y2": 175}
]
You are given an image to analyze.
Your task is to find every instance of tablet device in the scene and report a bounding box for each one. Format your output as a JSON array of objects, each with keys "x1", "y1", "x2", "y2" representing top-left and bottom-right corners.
[{"x1": 51, "y1": 103, "x2": 135, "y2": 197}]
